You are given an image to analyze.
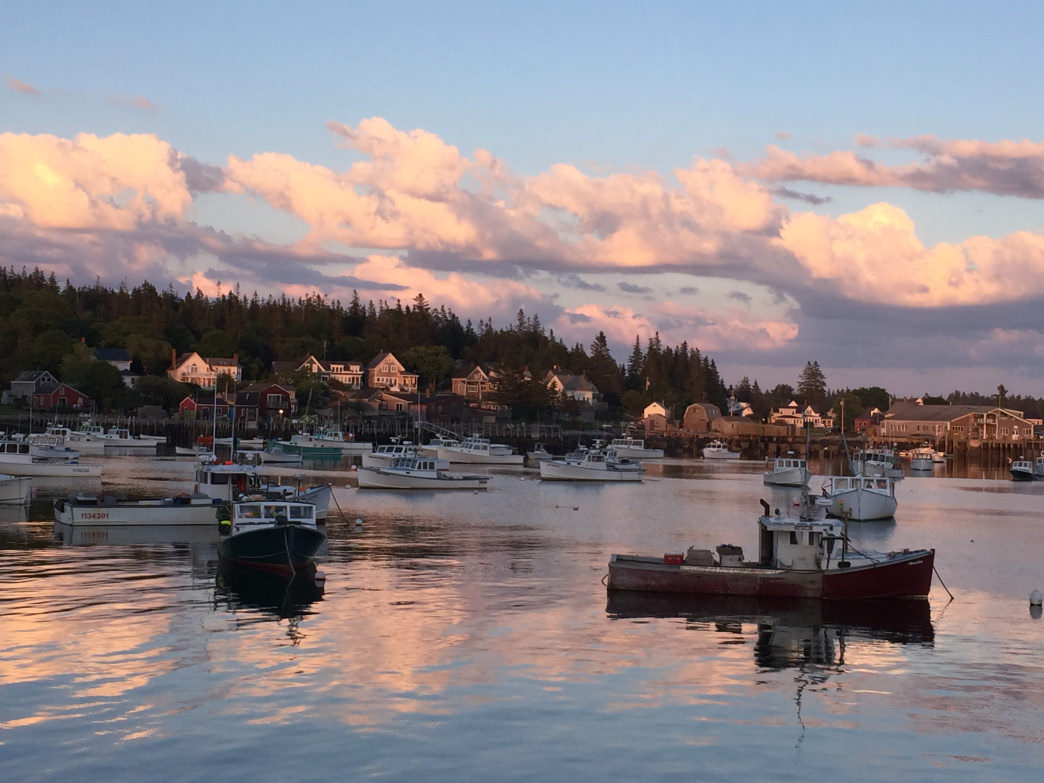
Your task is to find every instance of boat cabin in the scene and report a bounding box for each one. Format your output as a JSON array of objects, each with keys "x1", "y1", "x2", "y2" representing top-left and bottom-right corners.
[
  {"x1": 770, "y1": 455, "x2": 806, "y2": 470},
  {"x1": 388, "y1": 456, "x2": 442, "y2": 472},
  {"x1": 756, "y1": 512, "x2": 846, "y2": 570}
]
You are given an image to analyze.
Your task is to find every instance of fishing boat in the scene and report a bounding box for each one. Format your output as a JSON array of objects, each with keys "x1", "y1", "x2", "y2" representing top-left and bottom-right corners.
[
  {"x1": 0, "y1": 474, "x2": 32, "y2": 504},
  {"x1": 0, "y1": 438, "x2": 102, "y2": 477},
  {"x1": 274, "y1": 433, "x2": 343, "y2": 458},
  {"x1": 282, "y1": 426, "x2": 373, "y2": 456},
  {"x1": 437, "y1": 435, "x2": 524, "y2": 465},
  {"x1": 99, "y1": 426, "x2": 163, "y2": 450},
  {"x1": 417, "y1": 435, "x2": 461, "y2": 457},
  {"x1": 43, "y1": 424, "x2": 107, "y2": 454},
  {"x1": 193, "y1": 454, "x2": 332, "y2": 519},
  {"x1": 1010, "y1": 458, "x2": 1037, "y2": 482},
  {"x1": 539, "y1": 443, "x2": 642, "y2": 482},
  {"x1": 237, "y1": 444, "x2": 303, "y2": 465},
  {"x1": 525, "y1": 443, "x2": 555, "y2": 463},
  {"x1": 821, "y1": 475, "x2": 898, "y2": 521},
  {"x1": 702, "y1": 439, "x2": 740, "y2": 459},
  {"x1": 763, "y1": 453, "x2": 811, "y2": 487},
  {"x1": 217, "y1": 497, "x2": 326, "y2": 577},
  {"x1": 356, "y1": 455, "x2": 490, "y2": 490},
  {"x1": 850, "y1": 446, "x2": 903, "y2": 479},
  {"x1": 361, "y1": 441, "x2": 420, "y2": 468},
  {"x1": 606, "y1": 489, "x2": 934, "y2": 599},
  {"x1": 908, "y1": 445, "x2": 936, "y2": 472},
  {"x1": 609, "y1": 437, "x2": 664, "y2": 460},
  {"x1": 53, "y1": 492, "x2": 224, "y2": 526}
]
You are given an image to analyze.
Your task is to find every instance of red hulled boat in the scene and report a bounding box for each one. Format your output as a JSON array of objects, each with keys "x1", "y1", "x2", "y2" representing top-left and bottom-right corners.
[{"x1": 607, "y1": 492, "x2": 934, "y2": 600}]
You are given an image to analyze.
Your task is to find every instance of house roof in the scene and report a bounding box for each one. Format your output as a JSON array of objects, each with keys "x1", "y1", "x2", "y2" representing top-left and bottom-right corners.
[
  {"x1": 14, "y1": 370, "x2": 54, "y2": 383},
  {"x1": 95, "y1": 347, "x2": 131, "y2": 362},
  {"x1": 367, "y1": 351, "x2": 396, "y2": 369},
  {"x1": 884, "y1": 401, "x2": 995, "y2": 422},
  {"x1": 546, "y1": 371, "x2": 598, "y2": 393}
]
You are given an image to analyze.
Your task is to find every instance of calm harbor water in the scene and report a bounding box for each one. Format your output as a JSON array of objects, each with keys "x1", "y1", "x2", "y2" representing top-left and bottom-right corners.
[{"x1": 2, "y1": 454, "x2": 1043, "y2": 782}]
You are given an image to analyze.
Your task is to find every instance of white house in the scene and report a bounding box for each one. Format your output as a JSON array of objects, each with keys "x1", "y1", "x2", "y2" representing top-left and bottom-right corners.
[
  {"x1": 543, "y1": 370, "x2": 599, "y2": 405},
  {"x1": 168, "y1": 351, "x2": 243, "y2": 388}
]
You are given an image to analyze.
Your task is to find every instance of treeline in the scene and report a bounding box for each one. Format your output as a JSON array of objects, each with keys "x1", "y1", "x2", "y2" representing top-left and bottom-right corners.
[{"x1": 0, "y1": 267, "x2": 729, "y2": 417}]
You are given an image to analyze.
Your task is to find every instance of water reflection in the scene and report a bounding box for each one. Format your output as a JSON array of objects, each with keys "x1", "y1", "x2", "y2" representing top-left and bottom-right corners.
[
  {"x1": 606, "y1": 593, "x2": 935, "y2": 670},
  {"x1": 214, "y1": 561, "x2": 325, "y2": 644},
  {"x1": 52, "y1": 521, "x2": 220, "y2": 546}
]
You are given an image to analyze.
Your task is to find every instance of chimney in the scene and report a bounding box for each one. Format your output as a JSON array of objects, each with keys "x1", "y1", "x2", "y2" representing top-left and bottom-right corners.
[{"x1": 171, "y1": 348, "x2": 177, "y2": 368}]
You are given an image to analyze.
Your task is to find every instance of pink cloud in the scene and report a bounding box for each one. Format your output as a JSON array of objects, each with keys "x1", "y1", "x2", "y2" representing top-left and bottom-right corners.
[
  {"x1": 557, "y1": 301, "x2": 798, "y2": 354},
  {"x1": 0, "y1": 132, "x2": 192, "y2": 230},
  {"x1": 780, "y1": 202, "x2": 1044, "y2": 306},
  {"x1": 748, "y1": 136, "x2": 1044, "y2": 198},
  {"x1": 5, "y1": 77, "x2": 39, "y2": 96},
  {"x1": 108, "y1": 94, "x2": 157, "y2": 110}
]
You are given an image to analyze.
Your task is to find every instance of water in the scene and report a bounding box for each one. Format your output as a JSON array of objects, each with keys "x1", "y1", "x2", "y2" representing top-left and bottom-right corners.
[{"x1": 2, "y1": 455, "x2": 1044, "y2": 782}]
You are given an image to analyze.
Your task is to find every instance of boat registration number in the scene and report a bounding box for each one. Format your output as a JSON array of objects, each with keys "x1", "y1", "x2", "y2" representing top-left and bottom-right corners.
[{"x1": 79, "y1": 512, "x2": 110, "y2": 520}]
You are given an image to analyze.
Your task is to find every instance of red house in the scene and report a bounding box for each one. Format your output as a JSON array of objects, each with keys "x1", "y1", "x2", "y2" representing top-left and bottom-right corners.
[
  {"x1": 234, "y1": 383, "x2": 297, "y2": 425},
  {"x1": 31, "y1": 382, "x2": 90, "y2": 411},
  {"x1": 178, "y1": 390, "x2": 233, "y2": 419}
]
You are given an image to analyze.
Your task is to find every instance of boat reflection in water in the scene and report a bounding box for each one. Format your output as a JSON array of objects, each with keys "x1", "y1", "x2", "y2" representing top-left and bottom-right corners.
[
  {"x1": 215, "y1": 560, "x2": 326, "y2": 642},
  {"x1": 606, "y1": 593, "x2": 935, "y2": 669},
  {"x1": 53, "y1": 521, "x2": 218, "y2": 547}
]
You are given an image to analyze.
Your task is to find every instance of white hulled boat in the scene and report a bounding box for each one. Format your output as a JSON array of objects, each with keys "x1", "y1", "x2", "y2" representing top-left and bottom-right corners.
[
  {"x1": 702, "y1": 439, "x2": 740, "y2": 459},
  {"x1": 609, "y1": 437, "x2": 664, "y2": 460},
  {"x1": 0, "y1": 438, "x2": 102, "y2": 477},
  {"x1": 908, "y1": 445, "x2": 936, "y2": 472},
  {"x1": 437, "y1": 435, "x2": 523, "y2": 465},
  {"x1": 418, "y1": 435, "x2": 460, "y2": 457},
  {"x1": 193, "y1": 454, "x2": 332, "y2": 519},
  {"x1": 357, "y1": 455, "x2": 490, "y2": 490},
  {"x1": 539, "y1": 444, "x2": 643, "y2": 482},
  {"x1": 54, "y1": 492, "x2": 224, "y2": 526},
  {"x1": 43, "y1": 424, "x2": 107, "y2": 454},
  {"x1": 850, "y1": 447, "x2": 903, "y2": 479},
  {"x1": 763, "y1": 453, "x2": 811, "y2": 487},
  {"x1": 821, "y1": 475, "x2": 897, "y2": 521}
]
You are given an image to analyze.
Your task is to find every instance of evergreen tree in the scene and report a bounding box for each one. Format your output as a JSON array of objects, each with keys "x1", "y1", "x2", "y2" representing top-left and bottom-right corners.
[{"x1": 797, "y1": 361, "x2": 827, "y2": 410}]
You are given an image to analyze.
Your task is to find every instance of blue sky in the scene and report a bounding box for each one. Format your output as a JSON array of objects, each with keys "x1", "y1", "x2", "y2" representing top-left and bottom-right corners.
[{"x1": 3, "y1": 2, "x2": 1044, "y2": 396}]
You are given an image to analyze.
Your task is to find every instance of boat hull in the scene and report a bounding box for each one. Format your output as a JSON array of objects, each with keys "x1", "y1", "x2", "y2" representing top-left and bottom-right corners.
[
  {"x1": 436, "y1": 446, "x2": 523, "y2": 465},
  {"x1": 356, "y1": 466, "x2": 489, "y2": 490},
  {"x1": 1010, "y1": 468, "x2": 1037, "y2": 482},
  {"x1": 703, "y1": 447, "x2": 740, "y2": 459},
  {"x1": 763, "y1": 467, "x2": 811, "y2": 487},
  {"x1": 607, "y1": 549, "x2": 935, "y2": 600},
  {"x1": 53, "y1": 495, "x2": 224, "y2": 526},
  {"x1": 826, "y1": 489, "x2": 897, "y2": 520},
  {"x1": 0, "y1": 475, "x2": 32, "y2": 504},
  {"x1": 539, "y1": 461, "x2": 642, "y2": 481},
  {"x1": 0, "y1": 459, "x2": 102, "y2": 477},
  {"x1": 218, "y1": 523, "x2": 326, "y2": 576}
]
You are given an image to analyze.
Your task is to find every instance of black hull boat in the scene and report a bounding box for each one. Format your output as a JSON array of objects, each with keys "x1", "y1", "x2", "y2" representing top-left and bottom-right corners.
[{"x1": 218, "y1": 498, "x2": 326, "y2": 577}]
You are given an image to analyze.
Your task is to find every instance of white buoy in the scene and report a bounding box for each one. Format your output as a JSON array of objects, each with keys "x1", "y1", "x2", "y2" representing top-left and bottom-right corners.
[
  {"x1": 1030, "y1": 590, "x2": 1042, "y2": 606},
  {"x1": 355, "y1": 517, "x2": 363, "y2": 527}
]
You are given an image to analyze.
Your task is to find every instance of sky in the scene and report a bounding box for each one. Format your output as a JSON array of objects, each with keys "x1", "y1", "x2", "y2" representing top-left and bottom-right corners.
[{"x1": 3, "y1": 1, "x2": 1044, "y2": 398}]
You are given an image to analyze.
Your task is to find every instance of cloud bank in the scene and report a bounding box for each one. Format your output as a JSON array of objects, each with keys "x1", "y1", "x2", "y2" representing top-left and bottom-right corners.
[{"x1": 2, "y1": 120, "x2": 1044, "y2": 394}]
